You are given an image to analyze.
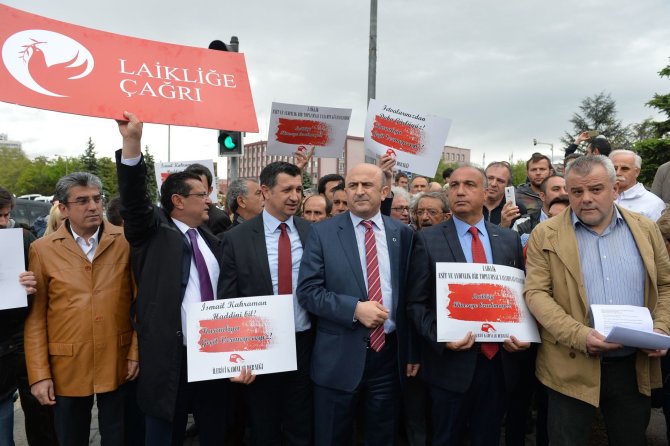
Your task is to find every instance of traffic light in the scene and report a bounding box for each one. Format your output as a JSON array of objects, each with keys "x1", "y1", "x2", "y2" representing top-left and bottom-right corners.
[{"x1": 218, "y1": 130, "x2": 243, "y2": 157}]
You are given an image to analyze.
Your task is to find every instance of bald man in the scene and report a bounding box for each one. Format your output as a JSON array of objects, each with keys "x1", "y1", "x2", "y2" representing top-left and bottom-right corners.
[{"x1": 298, "y1": 163, "x2": 417, "y2": 445}]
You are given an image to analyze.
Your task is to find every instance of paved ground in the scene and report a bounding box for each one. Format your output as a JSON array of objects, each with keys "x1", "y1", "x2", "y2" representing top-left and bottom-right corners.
[{"x1": 11, "y1": 398, "x2": 670, "y2": 445}]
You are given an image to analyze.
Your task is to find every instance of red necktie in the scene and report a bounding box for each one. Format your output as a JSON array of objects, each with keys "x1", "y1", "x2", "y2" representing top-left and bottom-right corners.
[
  {"x1": 362, "y1": 220, "x2": 385, "y2": 352},
  {"x1": 278, "y1": 223, "x2": 292, "y2": 295},
  {"x1": 469, "y1": 226, "x2": 499, "y2": 360}
]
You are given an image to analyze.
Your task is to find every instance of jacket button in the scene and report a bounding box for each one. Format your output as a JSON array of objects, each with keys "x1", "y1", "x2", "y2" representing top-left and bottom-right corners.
[
  {"x1": 569, "y1": 352, "x2": 576, "y2": 359},
  {"x1": 85, "y1": 266, "x2": 92, "y2": 271},
  {"x1": 176, "y1": 331, "x2": 182, "y2": 337}
]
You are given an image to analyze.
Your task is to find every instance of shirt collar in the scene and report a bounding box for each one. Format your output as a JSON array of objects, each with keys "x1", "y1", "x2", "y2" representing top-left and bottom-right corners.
[
  {"x1": 350, "y1": 211, "x2": 384, "y2": 230},
  {"x1": 69, "y1": 223, "x2": 101, "y2": 245},
  {"x1": 452, "y1": 215, "x2": 486, "y2": 237},
  {"x1": 171, "y1": 217, "x2": 194, "y2": 236},
  {"x1": 263, "y1": 209, "x2": 295, "y2": 232}
]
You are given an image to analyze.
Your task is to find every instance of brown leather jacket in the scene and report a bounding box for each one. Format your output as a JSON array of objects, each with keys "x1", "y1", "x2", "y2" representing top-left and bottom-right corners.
[{"x1": 25, "y1": 221, "x2": 138, "y2": 396}]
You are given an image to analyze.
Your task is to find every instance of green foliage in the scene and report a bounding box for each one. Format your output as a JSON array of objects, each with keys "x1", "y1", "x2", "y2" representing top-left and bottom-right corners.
[
  {"x1": 636, "y1": 138, "x2": 670, "y2": 187},
  {"x1": 79, "y1": 137, "x2": 98, "y2": 175},
  {"x1": 560, "y1": 92, "x2": 633, "y2": 152},
  {"x1": 430, "y1": 159, "x2": 459, "y2": 184},
  {"x1": 634, "y1": 60, "x2": 670, "y2": 186},
  {"x1": 143, "y1": 145, "x2": 158, "y2": 204},
  {"x1": 0, "y1": 146, "x2": 31, "y2": 193},
  {"x1": 511, "y1": 161, "x2": 528, "y2": 186},
  {"x1": 302, "y1": 170, "x2": 313, "y2": 191},
  {"x1": 97, "y1": 157, "x2": 118, "y2": 199}
]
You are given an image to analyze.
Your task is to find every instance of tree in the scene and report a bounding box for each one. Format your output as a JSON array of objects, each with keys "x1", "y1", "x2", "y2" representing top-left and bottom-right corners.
[
  {"x1": 143, "y1": 145, "x2": 159, "y2": 204},
  {"x1": 560, "y1": 92, "x2": 633, "y2": 152},
  {"x1": 430, "y1": 159, "x2": 459, "y2": 185},
  {"x1": 635, "y1": 61, "x2": 670, "y2": 186},
  {"x1": 80, "y1": 137, "x2": 98, "y2": 175},
  {"x1": 0, "y1": 146, "x2": 31, "y2": 192},
  {"x1": 97, "y1": 157, "x2": 118, "y2": 199},
  {"x1": 511, "y1": 160, "x2": 528, "y2": 186}
]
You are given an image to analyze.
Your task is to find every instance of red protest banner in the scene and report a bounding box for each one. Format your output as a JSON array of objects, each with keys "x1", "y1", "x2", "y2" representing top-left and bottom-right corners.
[{"x1": 0, "y1": 5, "x2": 258, "y2": 132}]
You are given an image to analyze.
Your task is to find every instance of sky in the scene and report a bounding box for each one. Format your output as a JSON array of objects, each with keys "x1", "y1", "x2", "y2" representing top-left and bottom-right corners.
[{"x1": 1, "y1": 0, "x2": 669, "y2": 178}]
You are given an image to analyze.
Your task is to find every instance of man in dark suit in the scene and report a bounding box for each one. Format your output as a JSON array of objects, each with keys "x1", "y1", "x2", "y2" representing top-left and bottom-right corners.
[
  {"x1": 184, "y1": 163, "x2": 232, "y2": 236},
  {"x1": 297, "y1": 163, "x2": 417, "y2": 446},
  {"x1": 407, "y1": 165, "x2": 530, "y2": 446},
  {"x1": 116, "y1": 112, "x2": 228, "y2": 446},
  {"x1": 218, "y1": 161, "x2": 313, "y2": 446}
]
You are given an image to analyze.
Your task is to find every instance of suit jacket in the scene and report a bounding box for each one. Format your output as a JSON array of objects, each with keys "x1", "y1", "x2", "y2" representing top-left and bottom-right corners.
[
  {"x1": 297, "y1": 212, "x2": 415, "y2": 392},
  {"x1": 406, "y1": 218, "x2": 527, "y2": 393},
  {"x1": 206, "y1": 204, "x2": 231, "y2": 237},
  {"x1": 524, "y1": 205, "x2": 670, "y2": 407},
  {"x1": 218, "y1": 213, "x2": 311, "y2": 299},
  {"x1": 115, "y1": 150, "x2": 222, "y2": 421},
  {"x1": 25, "y1": 221, "x2": 137, "y2": 396}
]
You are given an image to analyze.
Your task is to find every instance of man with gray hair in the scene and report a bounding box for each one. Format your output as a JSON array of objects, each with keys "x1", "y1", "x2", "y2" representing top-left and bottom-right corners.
[
  {"x1": 525, "y1": 155, "x2": 670, "y2": 445},
  {"x1": 227, "y1": 178, "x2": 264, "y2": 227},
  {"x1": 24, "y1": 172, "x2": 138, "y2": 445},
  {"x1": 609, "y1": 149, "x2": 665, "y2": 221},
  {"x1": 413, "y1": 191, "x2": 450, "y2": 230}
]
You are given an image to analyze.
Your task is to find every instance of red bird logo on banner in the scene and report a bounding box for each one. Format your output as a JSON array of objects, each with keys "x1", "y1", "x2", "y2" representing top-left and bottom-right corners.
[
  {"x1": 481, "y1": 323, "x2": 496, "y2": 333},
  {"x1": 229, "y1": 353, "x2": 245, "y2": 364}
]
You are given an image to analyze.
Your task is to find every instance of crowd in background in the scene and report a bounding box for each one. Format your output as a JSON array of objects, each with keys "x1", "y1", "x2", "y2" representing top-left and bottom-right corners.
[{"x1": 2, "y1": 122, "x2": 670, "y2": 446}]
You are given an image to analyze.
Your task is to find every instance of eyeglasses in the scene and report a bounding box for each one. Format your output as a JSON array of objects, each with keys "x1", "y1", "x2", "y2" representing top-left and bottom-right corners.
[
  {"x1": 182, "y1": 192, "x2": 209, "y2": 199},
  {"x1": 391, "y1": 206, "x2": 410, "y2": 212},
  {"x1": 417, "y1": 208, "x2": 443, "y2": 216},
  {"x1": 66, "y1": 195, "x2": 104, "y2": 206}
]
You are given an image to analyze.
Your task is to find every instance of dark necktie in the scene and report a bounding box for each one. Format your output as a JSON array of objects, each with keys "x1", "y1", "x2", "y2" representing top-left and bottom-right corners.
[
  {"x1": 469, "y1": 226, "x2": 499, "y2": 359},
  {"x1": 186, "y1": 228, "x2": 214, "y2": 301},
  {"x1": 362, "y1": 220, "x2": 385, "y2": 352},
  {"x1": 278, "y1": 223, "x2": 292, "y2": 295}
]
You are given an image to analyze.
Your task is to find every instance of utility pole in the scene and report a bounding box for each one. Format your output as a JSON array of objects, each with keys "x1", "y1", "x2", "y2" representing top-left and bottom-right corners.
[{"x1": 367, "y1": 0, "x2": 377, "y2": 105}]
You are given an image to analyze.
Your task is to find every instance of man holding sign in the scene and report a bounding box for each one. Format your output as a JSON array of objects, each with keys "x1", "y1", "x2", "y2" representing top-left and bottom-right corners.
[
  {"x1": 524, "y1": 155, "x2": 670, "y2": 446},
  {"x1": 116, "y1": 112, "x2": 228, "y2": 446},
  {"x1": 407, "y1": 165, "x2": 529, "y2": 445}
]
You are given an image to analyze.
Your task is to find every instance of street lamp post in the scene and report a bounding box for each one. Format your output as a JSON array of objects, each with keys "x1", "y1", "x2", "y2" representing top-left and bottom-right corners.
[{"x1": 533, "y1": 138, "x2": 554, "y2": 163}]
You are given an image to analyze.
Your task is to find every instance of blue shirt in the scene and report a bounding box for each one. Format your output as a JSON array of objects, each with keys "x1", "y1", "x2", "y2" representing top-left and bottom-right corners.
[
  {"x1": 573, "y1": 207, "x2": 645, "y2": 356},
  {"x1": 451, "y1": 215, "x2": 493, "y2": 264},
  {"x1": 263, "y1": 210, "x2": 311, "y2": 332},
  {"x1": 350, "y1": 212, "x2": 395, "y2": 334}
]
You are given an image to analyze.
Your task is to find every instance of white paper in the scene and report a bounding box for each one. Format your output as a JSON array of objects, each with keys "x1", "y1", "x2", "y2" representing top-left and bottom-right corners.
[
  {"x1": 155, "y1": 159, "x2": 218, "y2": 203},
  {"x1": 364, "y1": 99, "x2": 452, "y2": 177},
  {"x1": 591, "y1": 304, "x2": 653, "y2": 338},
  {"x1": 267, "y1": 102, "x2": 352, "y2": 158},
  {"x1": 186, "y1": 294, "x2": 296, "y2": 382},
  {"x1": 0, "y1": 228, "x2": 27, "y2": 310},
  {"x1": 606, "y1": 326, "x2": 670, "y2": 350},
  {"x1": 435, "y1": 263, "x2": 539, "y2": 343}
]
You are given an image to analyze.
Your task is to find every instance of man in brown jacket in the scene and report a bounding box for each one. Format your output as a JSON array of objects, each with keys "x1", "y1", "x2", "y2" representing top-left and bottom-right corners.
[
  {"x1": 24, "y1": 172, "x2": 138, "y2": 446},
  {"x1": 524, "y1": 155, "x2": 670, "y2": 446}
]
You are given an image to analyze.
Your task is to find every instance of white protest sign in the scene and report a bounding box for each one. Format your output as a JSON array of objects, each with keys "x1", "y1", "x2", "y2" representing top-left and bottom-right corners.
[
  {"x1": 0, "y1": 228, "x2": 27, "y2": 310},
  {"x1": 267, "y1": 102, "x2": 352, "y2": 158},
  {"x1": 364, "y1": 99, "x2": 451, "y2": 177},
  {"x1": 436, "y1": 263, "x2": 539, "y2": 343},
  {"x1": 186, "y1": 294, "x2": 297, "y2": 382},
  {"x1": 155, "y1": 159, "x2": 217, "y2": 202}
]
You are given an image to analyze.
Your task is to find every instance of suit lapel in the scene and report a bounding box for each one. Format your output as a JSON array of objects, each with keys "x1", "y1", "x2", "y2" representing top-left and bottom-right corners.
[
  {"x1": 294, "y1": 217, "x2": 311, "y2": 247},
  {"x1": 443, "y1": 218, "x2": 467, "y2": 263},
  {"x1": 57, "y1": 222, "x2": 92, "y2": 264},
  {"x1": 337, "y1": 215, "x2": 367, "y2": 298},
  {"x1": 549, "y1": 211, "x2": 588, "y2": 311},
  {"x1": 383, "y1": 216, "x2": 400, "y2": 310},
  {"x1": 252, "y1": 215, "x2": 274, "y2": 293},
  {"x1": 486, "y1": 223, "x2": 505, "y2": 265}
]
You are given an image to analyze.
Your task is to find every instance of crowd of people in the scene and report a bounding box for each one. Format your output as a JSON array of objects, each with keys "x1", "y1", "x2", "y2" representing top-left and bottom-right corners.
[{"x1": 2, "y1": 116, "x2": 670, "y2": 446}]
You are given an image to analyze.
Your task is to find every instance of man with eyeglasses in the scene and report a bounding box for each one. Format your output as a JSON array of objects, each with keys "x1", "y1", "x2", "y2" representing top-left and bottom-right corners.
[
  {"x1": 24, "y1": 172, "x2": 138, "y2": 445},
  {"x1": 116, "y1": 112, "x2": 228, "y2": 445},
  {"x1": 389, "y1": 187, "x2": 411, "y2": 225},
  {"x1": 414, "y1": 192, "x2": 450, "y2": 230}
]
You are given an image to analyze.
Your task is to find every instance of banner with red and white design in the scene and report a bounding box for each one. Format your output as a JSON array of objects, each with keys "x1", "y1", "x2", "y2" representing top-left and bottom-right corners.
[
  {"x1": 436, "y1": 263, "x2": 540, "y2": 343},
  {"x1": 266, "y1": 102, "x2": 352, "y2": 158},
  {"x1": 0, "y1": 5, "x2": 258, "y2": 132},
  {"x1": 364, "y1": 99, "x2": 451, "y2": 177},
  {"x1": 186, "y1": 294, "x2": 297, "y2": 382}
]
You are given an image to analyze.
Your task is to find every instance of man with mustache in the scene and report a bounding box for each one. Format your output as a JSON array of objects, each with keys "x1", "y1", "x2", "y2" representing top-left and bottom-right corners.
[
  {"x1": 525, "y1": 155, "x2": 670, "y2": 445},
  {"x1": 609, "y1": 150, "x2": 665, "y2": 221}
]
